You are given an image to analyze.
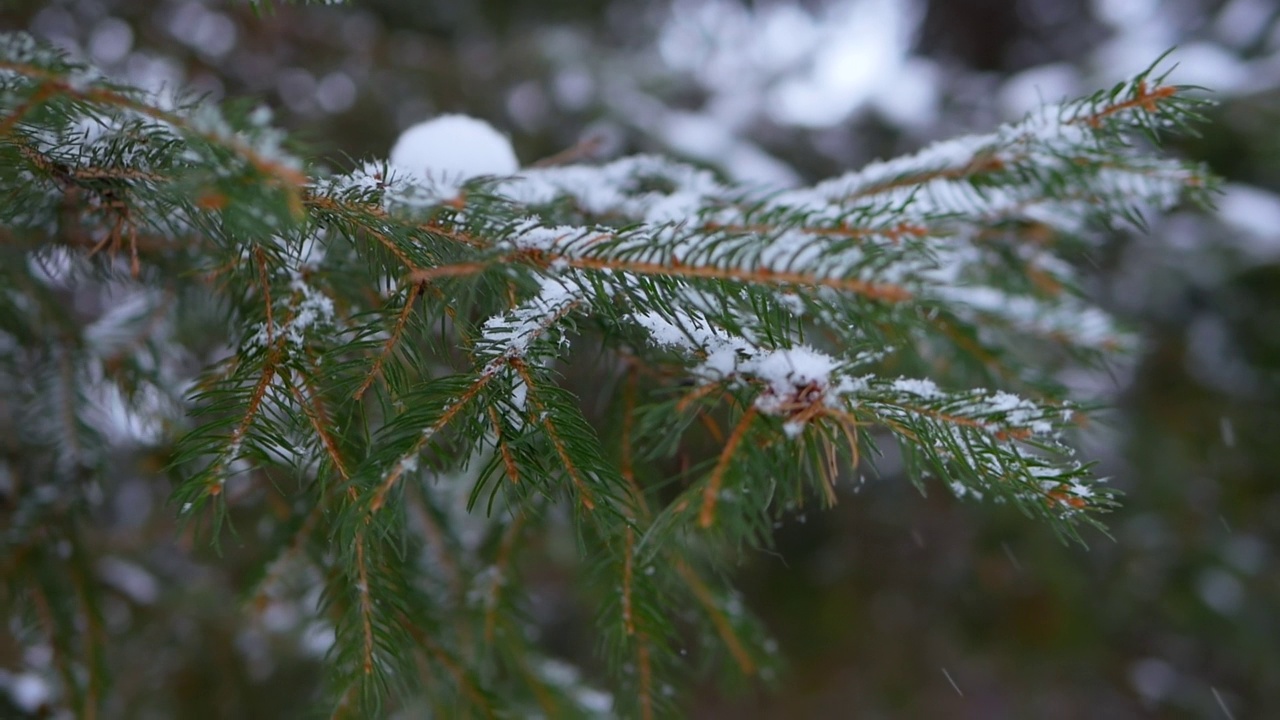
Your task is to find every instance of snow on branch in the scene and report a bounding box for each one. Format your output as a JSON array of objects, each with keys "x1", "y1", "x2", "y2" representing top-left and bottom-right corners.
[
  {"x1": 794, "y1": 71, "x2": 1199, "y2": 211},
  {"x1": 475, "y1": 274, "x2": 583, "y2": 372},
  {"x1": 632, "y1": 307, "x2": 859, "y2": 430}
]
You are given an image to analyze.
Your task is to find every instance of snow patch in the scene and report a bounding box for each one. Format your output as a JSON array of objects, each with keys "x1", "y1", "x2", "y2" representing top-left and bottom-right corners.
[{"x1": 390, "y1": 114, "x2": 519, "y2": 183}]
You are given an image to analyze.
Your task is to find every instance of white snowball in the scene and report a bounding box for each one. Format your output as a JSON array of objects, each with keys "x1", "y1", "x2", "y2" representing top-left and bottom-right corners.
[{"x1": 389, "y1": 114, "x2": 519, "y2": 182}]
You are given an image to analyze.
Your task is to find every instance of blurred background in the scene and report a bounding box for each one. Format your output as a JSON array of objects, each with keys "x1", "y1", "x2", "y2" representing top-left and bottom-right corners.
[{"x1": 2, "y1": 0, "x2": 1278, "y2": 717}]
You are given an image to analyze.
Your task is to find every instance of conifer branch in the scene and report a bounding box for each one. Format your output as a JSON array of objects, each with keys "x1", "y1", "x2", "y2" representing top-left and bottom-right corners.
[
  {"x1": 1, "y1": 59, "x2": 307, "y2": 192},
  {"x1": 0, "y1": 29, "x2": 1214, "y2": 716}
]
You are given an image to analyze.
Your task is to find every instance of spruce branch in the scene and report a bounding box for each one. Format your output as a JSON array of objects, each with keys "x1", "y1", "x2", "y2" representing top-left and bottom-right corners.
[{"x1": 0, "y1": 29, "x2": 1216, "y2": 718}]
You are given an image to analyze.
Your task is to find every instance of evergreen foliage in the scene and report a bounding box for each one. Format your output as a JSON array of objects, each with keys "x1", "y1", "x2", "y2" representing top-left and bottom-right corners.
[{"x1": 0, "y1": 29, "x2": 1212, "y2": 718}]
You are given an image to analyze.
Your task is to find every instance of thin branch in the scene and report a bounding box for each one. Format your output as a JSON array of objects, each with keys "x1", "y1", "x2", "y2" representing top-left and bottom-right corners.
[
  {"x1": 405, "y1": 262, "x2": 490, "y2": 285},
  {"x1": 565, "y1": 256, "x2": 913, "y2": 302},
  {"x1": 210, "y1": 360, "x2": 275, "y2": 495},
  {"x1": 486, "y1": 406, "x2": 522, "y2": 485},
  {"x1": 674, "y1": 560, "x2": 756, "y2": 677},
  {"x1": 67, "y1": 544, "x2": 104, "y2": 720},
  {"x1": 699, "y1": 405, "x2": 758, "y2": 529},
  {"x1": 354, "y1": 283, "x2": 420, "y2": 401},
  {"x1": 636, "y1": 631, "x2": 654, "y2": 720},
  {"x1": 354, "y1": 537, "x2": 375, "y2": 676},
  {"x1": 620, "y1": 367, "x2": 647, "y2": 516},
  {"x1": 512, "y1": 360, "x2": 597, "y2": 511},
  {"x1": 0, "y1": 79, "x2": 56, "y2": 136},
  {"x1": 27, "y1": 580, "x2": 84, "y2": 712},
  {"x1": 368, "y1": 374, "x2": 493, "y2": 512},
  {"x1": 841, "y1": 153, "x2": 1006, "y2": 204},
  {"x1": 702, "y1": 219, "x2": 930, "y2": 242},
  {"x1": 405, "y1": 482, "x2": 462, "y2": 598},
  {"x1": 400, "y1": 618, "x2": 497, "y2": 719},
  {"x1": 530, "y1": 134, "x2": 606, "y2": 167},
  {"x1": 621, "y1": 526, "x2": 637, "y2": 636},
  {"x1": 1077, "y1": 81, "x2": 1178, "y2": 127},
  {"x1": 482, "y1": 514, "x2": 525, "y2": 645},
  {"x1": 288, "y1": 382, "x2": 349, "y2": 480}
]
